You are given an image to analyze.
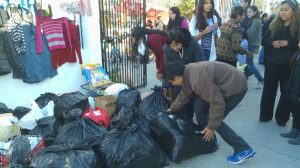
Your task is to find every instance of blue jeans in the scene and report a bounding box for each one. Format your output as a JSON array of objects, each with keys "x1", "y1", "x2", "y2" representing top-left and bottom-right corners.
[
  {"x1": 244, "y1": 46, "x2": 264, "y2": 82},
  {"x1": 203, "y1": 49, "x2": 211, "y2": 61},
  {"x1": 258, "y1": 47, "x2": 265, "y2": 64}
]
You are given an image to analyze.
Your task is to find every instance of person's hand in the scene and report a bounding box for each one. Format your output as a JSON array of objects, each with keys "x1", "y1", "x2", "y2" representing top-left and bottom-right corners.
[
  {"x1": 298, "y1": 41, "x2": 300, "y2": 49},
  {"x1": 202, "y1": 127, "x2": 215, "y2": 142},
  {"x1": 203, "y1": 26, "x2": 213, "y2": 35},
  {"x1": 245, "y1": 51, "x2": 253, "y2": 58},
  {"x1": 278, "y1": 40, "x2": 288, "y2": 47},
  {"x1": 156, "y1": 71, "x2": 163, "y2": 80},
  {"x1": 272, "y1": 41, "x2": 281, "y2": 49},
  {"x1": 166, "y1": 108, "x2": 172, "y2": 113}
]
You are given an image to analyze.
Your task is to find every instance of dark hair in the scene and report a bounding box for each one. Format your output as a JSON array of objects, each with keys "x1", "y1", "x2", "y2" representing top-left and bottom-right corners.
[
  {"x1": 166, "y1": 28, "x2": 192, "y2": 47},
  {"x1": 243, "y1": 0, "x2": 252, "y2": 5},
  {"x1": 269, "y1": 0, "x2": 300, "y2": 38},
  {"x1": 131, "y1": 26, "x2": 167, "y2": 54},
  {"x1": 164, "y1": 61, "x2": 185, "y2": 81},
  {"x1": 167, "y1": 7, "x2": 184, "y2": 31},
  {"x1": 261, "y1": 13, "x2": 268, "y2": 20},
  {"x1": 196, "y1": 0, "x2": 215, "y2": 30},
  {"x1": 230, "y1": 6, "x2": 244, "y2": 19}
]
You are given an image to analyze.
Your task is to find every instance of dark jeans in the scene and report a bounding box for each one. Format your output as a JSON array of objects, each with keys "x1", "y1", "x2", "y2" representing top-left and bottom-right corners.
[
  {"x1": 260, "y1": 63, "x2": 291, "y2": 124},
  {"x1": 258, "y1": 47, "x2": 265, "y2": 64},
  {"x1": 203, "y1": 49, "x2": 211, "y2": 61},
  {"x1": 291, "y1": 104, "x2": 300, "y2": 130},
  {"x1": 244, "y1": 46, "x2": 264, "y2": 82},
  {"x1": 194, "y1": 90, "x2": 250, "y2": 153}
]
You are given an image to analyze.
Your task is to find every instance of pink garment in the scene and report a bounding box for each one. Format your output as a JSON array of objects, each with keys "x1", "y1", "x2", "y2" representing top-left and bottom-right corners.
[
  {"x1": 42, "y1": 21, "x2": 66, "y2": 50},
  {"x1": 80, "y1": 0, "x2": 92, "y2": 16},
  {"x1": 36, "y1": 10, "x2": 72, "y2": 54},
  {"x1": 181, "y1": 19, "x2": 189, "y2": 31}
]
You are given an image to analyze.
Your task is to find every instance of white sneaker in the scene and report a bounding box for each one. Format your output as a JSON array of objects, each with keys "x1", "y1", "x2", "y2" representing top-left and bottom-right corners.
[{"x1": 254, "y1": 81, "x2": 263, "y2": 89}]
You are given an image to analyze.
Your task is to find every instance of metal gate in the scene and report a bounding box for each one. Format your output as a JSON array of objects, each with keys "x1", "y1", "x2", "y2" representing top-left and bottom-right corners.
[{"x1": 99, "y1": 0, "x2": 147, "y2": 88}]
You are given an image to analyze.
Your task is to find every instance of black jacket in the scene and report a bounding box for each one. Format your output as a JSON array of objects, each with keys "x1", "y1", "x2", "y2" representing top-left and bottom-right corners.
[
  {"x1": 262, "y1": 26, "x2": 298, "y2": 65},
  {"x1": 0, "y1": 28, "x2": 23, "y2": 78},
  {"x1": 286, "y1": 51, "x2": 300, "y2": 105}
]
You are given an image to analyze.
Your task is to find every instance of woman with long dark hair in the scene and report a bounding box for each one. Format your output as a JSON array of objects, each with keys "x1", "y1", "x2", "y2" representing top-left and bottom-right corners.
[
  {"x1": 166, "y1": 7, "x2": 189, "y2": 32},
  {"x1": 260, "y1": 0, "x2": 300, "y2": 126},
  {"x1": 131, "y1": 26, "x2": 167, "y2": 80},
  {"x1": 189, "y1": 0, "x2": 219, "y2": 60},
  {"x1": 244, "y1": 5, "x2": 264, "y2": 88},
  {"x1": 163, "y1": 28, "x2": 205, "y2": 121}
]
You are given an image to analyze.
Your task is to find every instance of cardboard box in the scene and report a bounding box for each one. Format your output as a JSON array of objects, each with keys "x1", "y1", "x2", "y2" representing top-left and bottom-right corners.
[
  {"x1": 0, "y1": 113, "x2": 21, "y2": 141},
  {"x1": 94, "y1": 95, "x2": 117, "y2": 118}
]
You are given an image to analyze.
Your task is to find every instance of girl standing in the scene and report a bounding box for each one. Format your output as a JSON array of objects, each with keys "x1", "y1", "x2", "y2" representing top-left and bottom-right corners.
[{"x1": 166, "y1": 7, "x2": 189, "y2": 31}]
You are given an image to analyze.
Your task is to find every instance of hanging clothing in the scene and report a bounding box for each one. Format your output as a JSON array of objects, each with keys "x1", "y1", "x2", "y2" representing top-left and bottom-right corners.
[
  {"x1": 5, "y1": 14, "x2": 26, "y2": 55},
  {"x1": 0, "y1": 28, "x2": 23, "y2": 78},
  {"x1": 21, "y1": 23, "x2": 57, "y2": 83},
  {"x1": 50, "y1": 22, "x2": 83, "y2": 69},
  {"x1": 35, "y1": 9, "x2": 72, "y2": 54},
  {"x1": 0, "y1": 8, "x2": 9, "y2": 25}
]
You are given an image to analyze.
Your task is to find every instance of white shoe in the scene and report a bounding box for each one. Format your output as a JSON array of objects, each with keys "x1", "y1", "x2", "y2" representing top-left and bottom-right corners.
[{"x1": 254, "y1": 81, "x2": 263, "y2": 89}]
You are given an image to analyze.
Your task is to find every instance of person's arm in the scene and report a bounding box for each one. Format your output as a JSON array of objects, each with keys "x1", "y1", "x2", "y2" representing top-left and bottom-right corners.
[
  {"x1": 261, "y1": 29, "x2": 273, "y2": 49},
  {"x1": 191, "y1": 38, "x2": 205, "y2": 61},
  {"x1": 231, "y1": 28, "x2": 249, "y2": 55},
  {"x1": 169, "y1": 87, "x2": 192, "y2": 112},
  {"x1": 150, "y1": 36, "x2": 165, "y2": 79},
  {"x1": 247, "y1": 19, "x2": 261, "y2": 41}
]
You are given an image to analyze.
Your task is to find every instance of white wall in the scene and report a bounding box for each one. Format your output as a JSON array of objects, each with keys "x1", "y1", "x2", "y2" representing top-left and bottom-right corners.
[{"x1": 0, "y1": 2, "x2": 101, "y2": 109}]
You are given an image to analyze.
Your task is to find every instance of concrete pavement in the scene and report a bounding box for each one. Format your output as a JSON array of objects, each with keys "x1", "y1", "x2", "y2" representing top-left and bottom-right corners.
[{"x1": 139, "y1": 58, "x2": 300, "y2": 168}]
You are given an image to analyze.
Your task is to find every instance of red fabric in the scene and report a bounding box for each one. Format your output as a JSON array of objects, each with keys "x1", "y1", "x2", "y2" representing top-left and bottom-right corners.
[
  {"x1": 83, "y1": 107, "x2": 110, "y2": 128},
  {"x1": 147, "y1": 34, "x2": 167, "y2": 73},
  {"x1": 51, "y1": 23, "x2": 83, "y2": 69},
  {"x1": 31, "y1": 138, "x2": 45, "y2": 156}
]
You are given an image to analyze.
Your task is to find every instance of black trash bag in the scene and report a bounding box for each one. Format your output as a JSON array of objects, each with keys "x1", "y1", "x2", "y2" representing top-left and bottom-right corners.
[
  {"x1": 6, "y1": 136, "x2": 31, "y2": 167},
  {"x1": 151, "y1": 112, "x2": 218, "y2": 162},
  {"x1": 31, "y1": 137, "x2": 102, "y2": 168},
  {"x1": 0, "y1": 102, "x2": 13, "y2": 114},
  {"x1": 109, "y1": 107, "x2": 151, "y2": 135},
  {"x1": 139, "y1": 86, "x2": 170, "y2": 121},
  {"x1": 116, "y1": 88, "x2": 142, "y2": 112},
  {"x1": 35, "y1": 92, "x2": 59, "y2": 109},
  {"x1": 28, "y1": 116, "x2": 56, "y2": 146},
  {"x1": 12, "y1": 106, "x2": 31, "y2": 120},
  {"x1": 99, "y1": 124, "x2": 168, "y2": 168},
  {"x1": 53, "y1": 91, "x2": 89, "y2": 123},
  {"x1": 62, "y1": 108, "x2": 82, "y2": 124},
  {"x1": 54, "y1": 117, "x2": 107, "y2": 146}
]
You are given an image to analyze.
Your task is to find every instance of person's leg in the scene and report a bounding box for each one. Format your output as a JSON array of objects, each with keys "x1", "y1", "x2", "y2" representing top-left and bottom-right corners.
[
  {"x1": 246, "y1": 47, "x2": 264, "y2": 82},
  {"x1": 260, "y1": 63, "x2": 279, "y2": 121},
  {"x1": 203, "y1": 49, "x2": 211, "y2": 61},
  {"x1": 194, "y1": 97, "x2": 210, "y2": 130},
  {"x1": 281, "y1": 104, "x2": 299, "y2": 138},
  {"x1": 216, "y1": 90, "x2": 251, "y2": 153},
  {"x1": 258, "y1": 47, "x2": 265, "y2": 65},
  {"x1": 275, "y1": 64, "x2": 291, "y2": 126},
  {"x1": 288, "y1": 105, "x2": 300, "y2": 145}
]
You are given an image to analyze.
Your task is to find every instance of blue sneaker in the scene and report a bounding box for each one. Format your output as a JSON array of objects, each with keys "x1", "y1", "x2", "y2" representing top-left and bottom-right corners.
[{"x1": 227, "y1": 148, "x2": 256, "y2": 165}]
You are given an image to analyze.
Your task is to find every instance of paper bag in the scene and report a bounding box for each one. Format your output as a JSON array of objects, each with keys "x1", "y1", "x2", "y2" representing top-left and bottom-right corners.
[{"x1": 94, "y1": 96, "x2": 117, "y2": 118}]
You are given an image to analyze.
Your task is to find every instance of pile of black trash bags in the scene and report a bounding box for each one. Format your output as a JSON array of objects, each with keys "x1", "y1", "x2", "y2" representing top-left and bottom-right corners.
[{"x1": 0, "y1": 86, "x2": 218, "y2": 168}]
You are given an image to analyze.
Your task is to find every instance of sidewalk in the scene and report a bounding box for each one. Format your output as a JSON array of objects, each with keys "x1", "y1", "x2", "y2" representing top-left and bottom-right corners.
[{"x1": 139, "y1": 58, "x2": 300, "y2": 168}]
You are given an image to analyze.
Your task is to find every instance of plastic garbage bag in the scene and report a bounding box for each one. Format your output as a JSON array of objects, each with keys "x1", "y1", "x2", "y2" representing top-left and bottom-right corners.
[
  {"x1": 28, "y1": 116, "x2": 56, "y2": 146},
  {"x1": 109, "y1": 107, "x2": 151, "y2": 135},
  {"x1": 151, "y1": 112, "x2": 218, "y2": 162},
  {"x1": 104, "y1": 83, "x2": 129, "y2": 97},
  {"x1": 0, "y1": 103, "x2": 12, "y2": 114},
  {"x1": 139, "y1": 86, "x2": 170, "y2": 121},
  {"x1": 54, "y1": 92, "x2": 89, "y2": 123},
  {"x1": 35, "y1": 93, "x2": 59, "y2": 109},
  {"x1": 54, "y1": 117, "x2": 107, "y2": 146},
  {"x1": 6, "y1": 136, "x2": 31, "y2": 167},
  {"x1": 116, "y1": 88, "x2": 141, "y2": 112},
  {"x1": 99, "y1": 124, "x2": 168, "y2": 168},
  {"x1": 19, "y1": 101, "x2": 54, "y2": 130},
  {"x1": 31, "y1": 137, "x2": 101, "y2": 168},
  {"x1": 12, "y1": 107, "x2": 30, "y2": 120}
]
